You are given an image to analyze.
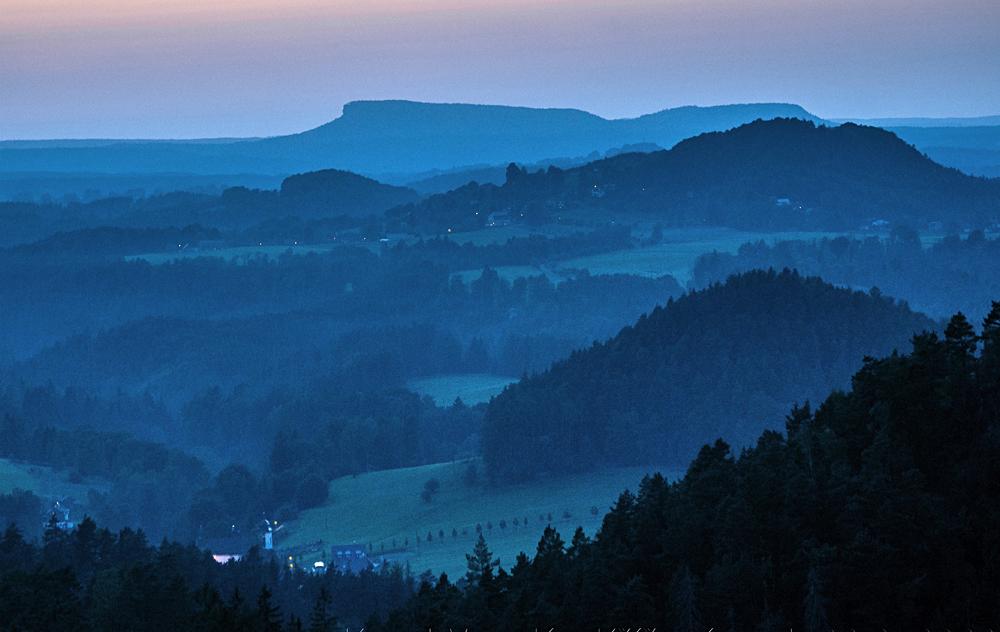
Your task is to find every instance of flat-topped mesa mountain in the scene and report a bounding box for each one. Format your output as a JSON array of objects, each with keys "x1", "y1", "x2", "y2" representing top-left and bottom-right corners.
[
  {"x1": 0, "y1": 100, "x2": 820, "y2": 178},
  {"x1": 481, "y1": 269, "x2": 938, "y2": 482},
  {"x1": 268, "y1": 100, "x2": 821, "y2": 175},
  {"x1": 391, "y1": 118, "x2": 1000, "y2": 231}
]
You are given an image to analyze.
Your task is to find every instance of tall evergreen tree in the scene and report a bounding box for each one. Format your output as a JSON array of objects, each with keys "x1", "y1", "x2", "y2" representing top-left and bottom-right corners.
[
  {"x1": 802, "y1": 567, "x2": 829, "y2": 632},
  {"x1": 307, "y1": 587, "x2": 337, "y2": 632},
  {"x1": 945, "y1": 312, "x2": 977, "y2": 357},
  {"x1": 256, "y1": 586, "x2": 283, "y2": 632},
  {"x1": 668, "y1": 565, "x2": 701, "y2": 632},
  {"x1": 465, "y1": 534, "x2": 498, "y2": 587}
]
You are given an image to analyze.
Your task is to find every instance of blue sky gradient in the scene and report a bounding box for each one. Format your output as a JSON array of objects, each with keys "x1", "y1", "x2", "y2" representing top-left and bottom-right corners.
[{"x1": 2, "y1": 0, "x2": 998, "y2": 139}]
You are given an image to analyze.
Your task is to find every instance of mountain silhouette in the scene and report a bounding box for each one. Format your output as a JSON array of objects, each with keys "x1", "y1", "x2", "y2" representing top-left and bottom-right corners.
[{"x1": 0, "y1": 100, "x2": 821, "y2": 178}]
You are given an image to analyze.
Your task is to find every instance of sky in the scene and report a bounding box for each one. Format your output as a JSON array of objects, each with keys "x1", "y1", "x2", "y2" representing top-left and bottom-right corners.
[{"x1": 2, "y1": 0, "x2": 999, "y2": 139}]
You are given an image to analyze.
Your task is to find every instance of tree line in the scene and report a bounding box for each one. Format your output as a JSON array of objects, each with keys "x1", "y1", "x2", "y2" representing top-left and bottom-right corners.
[
  {"x1": 0, "y1": 517, "x2": 413, "y2": 630},
  {"x1": 691, "y1": 229, "x2": 1000, "y2": 322}
]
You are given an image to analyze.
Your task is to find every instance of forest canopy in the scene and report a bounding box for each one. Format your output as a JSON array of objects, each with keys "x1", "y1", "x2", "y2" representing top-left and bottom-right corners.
[{"x1": 482, "y1": 269, "x2": 936, "y2": 480}]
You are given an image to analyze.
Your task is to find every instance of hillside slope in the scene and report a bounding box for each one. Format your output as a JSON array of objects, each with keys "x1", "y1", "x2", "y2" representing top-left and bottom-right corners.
[
  {"x1": 282, "y1": 459, "x2": 683, "y2": 579},
  {"x1": 278, "y1": 168, "x2": 418, "y2": 216},
  {"x1": 482, "y1": 269, "x2": 937, "y2": 480}
]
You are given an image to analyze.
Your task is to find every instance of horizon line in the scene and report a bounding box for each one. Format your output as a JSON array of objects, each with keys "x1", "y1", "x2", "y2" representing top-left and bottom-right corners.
[{"x1": 3, "y1": 98, "x2": 999, "y2": 143}]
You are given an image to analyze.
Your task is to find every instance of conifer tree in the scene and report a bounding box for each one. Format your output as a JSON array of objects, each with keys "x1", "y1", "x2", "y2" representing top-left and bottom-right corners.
[
  {"x1": 307, "y1": 587, "x2": 337, "y2": 632},
  {"x1": 465, "y1": 534, "x2": 498, "y2": 587},
  {"x1": 256, "y1": 586, "x2": 282, "y2": 632},
  {"x1": 567, "y1": 527, "x2": 590, "y2": 559},
  {"x1": 803, "y1": 567, "x2": 829, "y2": 632},
  {"x1": 945, "y1": 312, "x2": 977, "y2": 356},
  {"x1": 668, "y1": 565, "x2": 700, "y2": 632}
]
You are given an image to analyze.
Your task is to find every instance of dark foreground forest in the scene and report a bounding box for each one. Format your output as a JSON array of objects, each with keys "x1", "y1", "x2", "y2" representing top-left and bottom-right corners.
[
  {"x1": 369, "y1": 306, "x2": 1000, "y2": 630},
  {"x1": 3, "y1": 303, "x2": 998, "y2": 630}
]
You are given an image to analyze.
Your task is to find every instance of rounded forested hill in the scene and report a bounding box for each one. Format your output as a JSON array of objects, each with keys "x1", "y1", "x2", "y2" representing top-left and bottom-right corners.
[
  {"x1": 482, "y1": 269, "x2": 937, "y2": 481},
  {"x1": 396, "y1": 118, "x2": 1000, "y2": 231},
  {"x1": 279, "y1": 168, "x2": 419, "y2": 217}
]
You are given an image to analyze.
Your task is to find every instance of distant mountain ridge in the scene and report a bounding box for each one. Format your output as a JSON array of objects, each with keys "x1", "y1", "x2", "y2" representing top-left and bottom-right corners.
[
  {"x1": 0, "y1": 100, "x2": 821, "y2": 178},
  {"x1": 882, "y1": 126, "x2": 1000, "y2": 178},
  {"x1": 5, "y1": 99, "x2": 997, "y2": 185},
  {"x1": 835, "y1": 115, "x2": 1000, "y2": 128}
]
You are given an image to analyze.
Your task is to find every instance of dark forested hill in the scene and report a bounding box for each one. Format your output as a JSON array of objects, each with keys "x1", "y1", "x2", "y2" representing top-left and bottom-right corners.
[
  {"x1": 278, "y1": 169, "x2": 418, "y2": 216},
  {"x1": 392, "y1": 119, "x2": 1000, "y2": 232},
  {"x1": 402, "y1": 142, "x2": 665, "y2": 196},
  {"x1": 482, "y1": 269, "x2": 936, "y2": 481}
]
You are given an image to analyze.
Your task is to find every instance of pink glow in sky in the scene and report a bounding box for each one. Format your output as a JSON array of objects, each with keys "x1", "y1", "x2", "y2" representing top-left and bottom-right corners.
[{"x1": 2, "y1": 0, "x2": 999, "y2": 138}]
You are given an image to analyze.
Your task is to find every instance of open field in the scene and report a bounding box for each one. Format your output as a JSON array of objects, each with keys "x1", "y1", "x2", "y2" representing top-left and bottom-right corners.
[
  {"x1": 445, "y1": 223, "x2": 588, "y2": 246},
  {"x1": 0, "y1": 458, "x2": 104, "y2": 500},
  {"x1": 556, "y1": 228, "x2": 848, "y2": 284},
  {"x1": 280, "y1": 459, "x2": 683, "y2": 578},
  {"x1": 126, "y1": 226, "x2": 927, "y2": 286},
  {"x1": 127, "y1": 242, "x2": 342, "y2": 265},
  {"x1": 918, "y1": 230, "x2": 1000, "y2": 247},
  {"x1": 450, "y1": 227, "x2": 858, "y2": 286},
  {"x1": 125, "y1": 226, "x2": 876, "y2": 283},
  {"x1": 407, "y1": 374, "x2": 518, "y2": 406},
  {"x1": 125, "y1": 224, "x2": 583, "y2": 264}
]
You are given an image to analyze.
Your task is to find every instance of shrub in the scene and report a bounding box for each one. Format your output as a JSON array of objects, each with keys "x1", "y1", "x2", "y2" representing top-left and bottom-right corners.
[{"x1": 421, "y1": 478, "x2": 441, "y2": 503}]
